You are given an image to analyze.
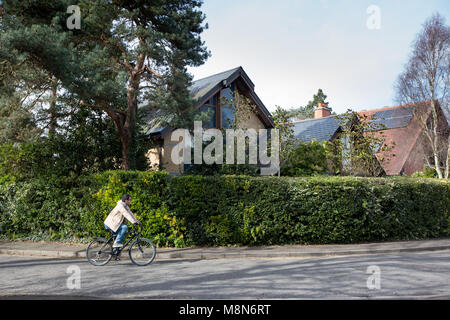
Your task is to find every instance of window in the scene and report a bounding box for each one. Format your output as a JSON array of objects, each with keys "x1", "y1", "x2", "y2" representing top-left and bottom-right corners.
[
  {"x1": 221, "y1": 84, "x2": 235, "y2": 129},
  {"x1": 198, "y1": 94, "x2": 217, "y2": 128},
  {"x1": 200, "y1": 105, "x2": 216, "y2": 128},
  {"x1": 341, "y1": 134, "x2": 351, "y2": 169}
]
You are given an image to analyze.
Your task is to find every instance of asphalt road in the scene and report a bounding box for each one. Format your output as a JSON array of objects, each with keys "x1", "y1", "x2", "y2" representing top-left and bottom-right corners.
[{"x1": 0, "y1": 250, "x2": 449, "y2": 300}]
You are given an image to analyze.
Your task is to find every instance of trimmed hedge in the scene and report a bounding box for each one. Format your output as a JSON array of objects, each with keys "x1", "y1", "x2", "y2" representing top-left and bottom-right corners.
[{"x1": 0, "y1": 171, "x2": 448, "y2": 246}]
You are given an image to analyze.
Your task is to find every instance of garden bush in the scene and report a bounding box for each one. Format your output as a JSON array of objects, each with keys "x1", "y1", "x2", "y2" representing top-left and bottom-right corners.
[
  {"x1": 281, "y1": 139, "x2": 329, "y2": 176},
  {"x1": 411, "y1": 166, "x2": 438, "y2": 178},
  {"x1": 0, "y1": 171, "x2": 448, "y2": 247}
]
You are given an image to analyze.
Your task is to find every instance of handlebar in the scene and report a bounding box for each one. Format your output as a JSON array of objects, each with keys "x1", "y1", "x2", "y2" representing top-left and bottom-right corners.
[{"x1": 131, "y1": 223, "x2": 142, "y2": 233}]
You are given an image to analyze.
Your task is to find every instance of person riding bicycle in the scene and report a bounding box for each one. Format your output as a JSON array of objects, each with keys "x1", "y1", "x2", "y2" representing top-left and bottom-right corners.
[{"x1": 104, "y1": 194, "x2": 141, "y2": 249}]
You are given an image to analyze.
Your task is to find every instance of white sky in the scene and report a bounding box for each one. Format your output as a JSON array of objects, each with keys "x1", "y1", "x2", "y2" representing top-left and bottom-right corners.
[{"x1": 187, "y1": 0, "x2": 450, "y2": 115}]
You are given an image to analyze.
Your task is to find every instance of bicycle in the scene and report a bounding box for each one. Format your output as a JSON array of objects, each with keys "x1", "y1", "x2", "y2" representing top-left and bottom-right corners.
[{"x1": 86, "y1": 224, "x2": 156, "y2": 266}]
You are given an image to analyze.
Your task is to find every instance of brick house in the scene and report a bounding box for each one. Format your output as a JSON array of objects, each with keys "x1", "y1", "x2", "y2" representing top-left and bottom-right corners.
[
  {"x1": 293, "y1": 101, "x2": 449, "y2": 176},
  {"x1": 358, "y1": 102, "x2": 449, "y2": 176},
  {"x1": 143, "y1": 67, "x2": 274, "y2": 174}
]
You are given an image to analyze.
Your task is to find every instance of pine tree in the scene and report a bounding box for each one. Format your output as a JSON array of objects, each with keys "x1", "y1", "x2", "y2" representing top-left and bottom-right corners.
[
  {"x1": 0, "y1": 0, "x2": 209, "y2": 170},
  {"x1": 287, "y1": 89, "x2": 329, "y2": 120}
]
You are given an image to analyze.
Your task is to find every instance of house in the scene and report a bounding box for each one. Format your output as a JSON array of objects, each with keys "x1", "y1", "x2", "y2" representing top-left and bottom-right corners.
[
  {"x1": 293, "y1": 101, "x2": 449, "y2": 176},
  {"x1": 358, "y1": 102, "x2": 449, "y2": 176},
  {"x1": 290, "y1": 104, "x2": 369, "y2": 175},
  {"x1": 143, "y1": 66, "x2": 274, "y2": 174},
  {"x1": 292, "y1": 103, "x2": 341, "y2": 143}
]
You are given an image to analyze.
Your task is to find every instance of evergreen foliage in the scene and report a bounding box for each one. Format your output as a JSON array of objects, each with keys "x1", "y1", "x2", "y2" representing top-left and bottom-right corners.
[
  {"x1": 0, "y1": 172, "x2": 448, "y2": 246},
  {"x1": 0, "y1": 0, "x2": 210, "y2": 169},
  {"x1": 286, "y1": 89, "x2": 330, "y2": 120}
]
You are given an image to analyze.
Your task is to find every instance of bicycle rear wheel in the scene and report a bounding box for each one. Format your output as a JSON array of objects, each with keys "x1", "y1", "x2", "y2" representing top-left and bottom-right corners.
[
  {"x1": 129, "y1": 238, "x2": 156, "y2": 266},
  {"x1": 86, "y1": 238, "x2": 113, "y2": 266}
]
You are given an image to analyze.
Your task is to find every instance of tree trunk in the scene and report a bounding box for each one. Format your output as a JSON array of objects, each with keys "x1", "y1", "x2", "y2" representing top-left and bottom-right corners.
[
  {"x1": 112, "y1": 72, "x2": 141, "y2": 170},
  {"x1": 123, "y1": 73, "x2": 140, "y2": 171},
  {"x1": 119, "y1": 126, "x2": 132, "y2": 171},
  {"x1": 48, "y1": 81, "x2": 58, "y2": 137},
  {"x1": 433, "y1": 150, "x2": 443, "y2": 179},
  {"x1": 445, "y1": 134, "x2": 450, "y2": 179},
  {"x1": 121, "y1": 52, "x2": 146, "y2": 171},
  {"x1": 430, "y1": 100, "x2": 444, "y2": 179},
  {"x1": 99, "y1": 52, "x2": 145, "y2": 171},
  {"x1": 105, "y1": 107, "x2": 132, "y2": 171}
]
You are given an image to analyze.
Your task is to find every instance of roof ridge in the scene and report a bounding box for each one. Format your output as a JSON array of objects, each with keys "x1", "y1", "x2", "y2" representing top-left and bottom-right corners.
[
  {"x1": 292, "y1": 115, "x2": 338, "y2": 123},
  {"x1": 191, "y1": 66, "x2": 241, "y2": 84},
  {"x1": 358, "y1": 102, "x2": 419, "y2": 114},
  {"x1": 372, "y1": 115, "x2": 411, "y2": 120}
]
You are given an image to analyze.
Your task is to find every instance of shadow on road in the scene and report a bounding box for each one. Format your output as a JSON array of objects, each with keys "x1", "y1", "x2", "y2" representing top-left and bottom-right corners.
[{"x1": 0, "y1": 294, "x2": 105, "y2": 300}]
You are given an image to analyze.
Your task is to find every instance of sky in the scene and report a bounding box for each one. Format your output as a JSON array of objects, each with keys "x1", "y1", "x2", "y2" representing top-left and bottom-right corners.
[{"x1": 187, "y1": 0, "x2": 450, "y2": 115}]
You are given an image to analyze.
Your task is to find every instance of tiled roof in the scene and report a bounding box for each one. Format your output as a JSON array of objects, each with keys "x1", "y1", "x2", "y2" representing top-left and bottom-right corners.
[
  {"x1": 292, "y1": 104, "x2": 419, "y2": 143},
  {"x1": 292, "y1": 116, "x2": 341, "y2": 143},
  {"x1": 141, "y1": 67, "x2": 272, "y2": 136},
  {"x1": 189, "y1": 67, "x2": 242, "y2": 102},
  {"x1": 140, "y1": 68, "x2": 241, "y2": 136},
  {"x1": 358, "y1": 104, "x2": 423, "y2": 175},
  {"x1": 142, "y1": 108, "x2": 172, "y2": 135},
  {"x1": 359, "y1": 105, "x2": 415, "y2": 130},
  {"x1": 290, "y1": 102, "x2": 447, "y2": 175}
]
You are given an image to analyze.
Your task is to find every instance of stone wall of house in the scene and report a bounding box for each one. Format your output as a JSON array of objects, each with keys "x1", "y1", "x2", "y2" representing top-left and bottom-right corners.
[
  {"x1": 151, "y1": 111, "x2": 268, "y2": 175},
  {"x1": 145, "y1": 136, "x2": 185, "y2": 175},
  {"x1": 238, "y1": 110, "x2": 266, "y2": 130},
  {"x1": 161, "y1": 136, "x2": 185, "y2": 174},
  {"x1": 145, "y1": 146, "x2": 161, "y2": 171}
]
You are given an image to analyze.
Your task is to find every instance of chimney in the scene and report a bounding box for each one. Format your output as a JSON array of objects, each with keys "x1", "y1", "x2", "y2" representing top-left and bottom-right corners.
[{"x1": 315, "y1": 102, "x2": 331, "y2": 119}]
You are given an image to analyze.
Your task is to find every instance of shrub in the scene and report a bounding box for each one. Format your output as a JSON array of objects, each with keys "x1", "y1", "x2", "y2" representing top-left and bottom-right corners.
[
  {"x1": 0, "y1": 174, "x2": 97, "y2": 241},
  {"x1": 411, "y1": 166, "x2": 438, "y2": 178},
  {"x1": 88, "y1": 170, "x2": 185, "y2": 247},
  {"x1": 0, "y1": 172, "x2": 448, "y2": 246},
  {"x1": 281, "y1": 140, "x2": 329, "y2": 176}
]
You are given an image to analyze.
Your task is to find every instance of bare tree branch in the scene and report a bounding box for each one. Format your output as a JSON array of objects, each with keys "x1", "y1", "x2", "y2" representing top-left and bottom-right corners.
[{"x1": 394, "y1": 13, "x2": 449, "y2": 179}]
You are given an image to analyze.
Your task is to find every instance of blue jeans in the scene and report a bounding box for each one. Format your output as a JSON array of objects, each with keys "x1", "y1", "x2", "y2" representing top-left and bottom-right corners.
[{"x1": 105, "y1": 223, "x2": 128, "y2": 244}]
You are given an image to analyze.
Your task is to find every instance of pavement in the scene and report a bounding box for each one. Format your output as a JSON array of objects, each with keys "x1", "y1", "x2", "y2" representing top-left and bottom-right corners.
[{"x1": 0, "y1": 238, "x2": 449, "y2": 260}]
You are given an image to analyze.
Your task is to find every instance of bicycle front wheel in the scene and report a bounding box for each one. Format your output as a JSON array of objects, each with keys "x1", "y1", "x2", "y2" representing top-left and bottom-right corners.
[
  {"x1": 129, "y1": 238, "x2": 156, "y2": 266},
  {"x1": 86, "y1": 238, "x2": 113, "y2": 266}
]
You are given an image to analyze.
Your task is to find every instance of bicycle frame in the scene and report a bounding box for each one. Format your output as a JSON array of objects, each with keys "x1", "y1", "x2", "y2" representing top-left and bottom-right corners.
[
  {"x1": 101, "y1": 226, "x2": 142, "y2": 256},
  {"x1": 87, "y1": 224, "x2": 155, "y2": 266}
]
